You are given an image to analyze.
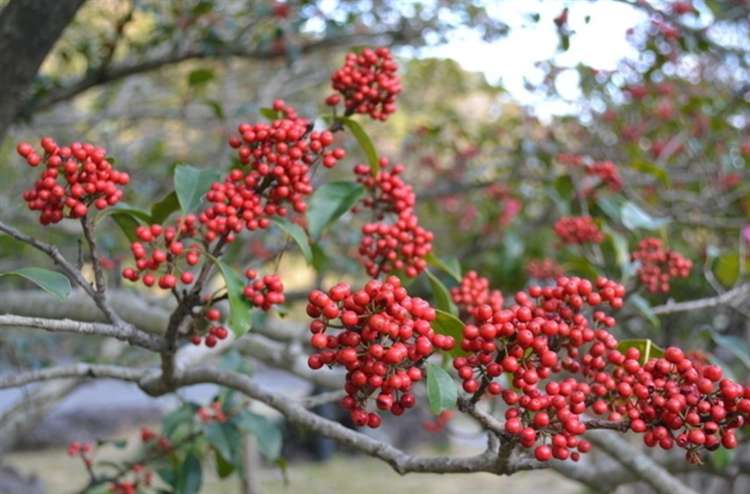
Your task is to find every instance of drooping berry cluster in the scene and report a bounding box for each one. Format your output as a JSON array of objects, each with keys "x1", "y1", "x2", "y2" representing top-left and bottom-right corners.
[
  {"x1": 454, "y1": 276, "x2": 625, "y2": 462},
  {"x1": 526, "y1": 258, "x2": 565, "y2": 280},
  {"x1": 305, "y1": 277, "x2": 454, "y2": 428},
  {"x1": 631, "y1": 237, "x2": 692, "y2": 293},
  {"x1": 17, "y1": 138, "x2": 129, "y2": 224},
  {"x1": 554, "y1": 216, "x2": 604, "y2": 244},
  {"x1": 243, "y1": 269, "x2": 285, "y2": 310},
  {"x1": 327, "y1": 47, "x2": 401, "y2": 121},
  {"x1": 354, "y1": 159, "x2": 433, "y2": 277},
  {"x1": 217, "y1": 100, "x2": 345, "y2": 240},
  {"x1": 451, "y1": 271, "x2": 503, "y2": 320},
  {"x1": 189, "y1": 308, "x2": 229, "y2": 348},
  {"x1": 121, "y1": 220, "x2": 202, "y2": 289}
]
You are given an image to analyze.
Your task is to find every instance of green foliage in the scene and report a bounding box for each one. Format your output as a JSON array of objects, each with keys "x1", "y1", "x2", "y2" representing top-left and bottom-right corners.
[
  {"x1": 426, "y1": 363, "x2": 457, "y2": 414},
  {"x1": 0, "y1": 267, "x2": 71, "y2": 299}
]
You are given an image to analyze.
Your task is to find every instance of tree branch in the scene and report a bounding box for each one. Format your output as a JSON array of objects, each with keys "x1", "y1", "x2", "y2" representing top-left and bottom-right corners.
[
  {"x1": 586, "y1": 430, "x2": 699, "y2": 494},
  {"x1": 651, "y1": 283, "x2": 750, "y2": 315},
  {"x1": 22, "y1": 29, "x2": 416, "y2": 117},
  {"x1": 0, "y1": 313, "x2": 163, "y2": 351},
  {"x1": 0, "y1": 363, "x2": 145, "y2": 389}
]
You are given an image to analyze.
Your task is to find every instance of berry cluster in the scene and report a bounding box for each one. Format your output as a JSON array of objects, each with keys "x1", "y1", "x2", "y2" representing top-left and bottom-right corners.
[
  {"x1": 526, "y1": 258, "x2": 565, "y2": 280},
  {"x1": 197, "y1": 401, "x2": 228, "y2": 423},
  {"x1": 423, "y1": 410, "x2": 454, "y2": 432},
  {"x1": 121, "y1": 220, "x2": 202, "y2": 289},
  {"x1": 327, "y1": 47, "x2": 401, "y2": 121},
  {"x1": 451, "y1": 271, "x2": 503, "y2": 320},
  {"x1": 17, "y1": 138, "x2": 129, "y2": 224},
  {"x1": 218, "y1": 100, "x2": 345, "y2": 240},
  {"x1": 305, "y1": 277, "x2": 454, "y2": 428},
  {"x1": 189, "y1": 308, "x2": 229, "y2": 348},
  {"x1": 586, "y1": 160, "x2": 622, "y2": 192},
  {"x1": 454, "y1": 276, "x2": 625, "y2": 462},
  {"x1": 67, "y1": 441, "x2": 94, "y2": 466},
  {"x1": 590, "y1": 346, "x2": 750, "y2": 463},
  {"x1": 243, "y1": 269, "x2": 285, "y2": 310},
  {"x1": 109, "y1": 464, "x2": 153, "y2": 494},
  {"x1": 140, "y1": 427, "x2": 172, "y2": 452},
  {"x1": 355, "y1": 159, "x2": 433, "y2": 277},
  {"x1": 631, "y1": 237, "x2": 692, "y2": 293},
  {"x1": 554, "y1": 216, "x2": 604, "y2": 245}
]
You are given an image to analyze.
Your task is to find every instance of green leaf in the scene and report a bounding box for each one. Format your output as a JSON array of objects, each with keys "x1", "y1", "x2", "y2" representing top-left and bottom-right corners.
[
  {"x1": 215, "y1": 260, "x2": 254, "y2": 337},
  {"x1": 425, "y1": 269, "x2": 457, "y2": 315},
  {"x1": 714, "y1": 253, "x2": 740, "y2": 287},
  {"x1": 595, "y1": 195, "x2": 624, "y2": 223},
  {"x1": 341, "y1": 117, "x2": 379, "y2": 175},
  {"x1": 234, "y1": 411, "x2": 283, "y2": 461},
  {"x1": 426, "y1": 364, "x2": 457, "y2": 414},
  {"x1": 603, "y1": 228, "x2": 630, "y2": 274},
  {"x1": 306, "y1": 181, "x2": 365, "y2": 240},
  {"x1": 175, "y1": 452, "x2": 202, "y2": 494},
  {"x1": 271, "y1": 217, "x2": 312, "y2": 263},
  {"x1": 111, "y1": 212, "x2": 141, "y2": 242},
  {"x1": 108, "y1": 203, "x2": 152, "y2": 222},
  {"x1": 151, "y1": 191, "x2": 180, "y2": 224},
  {"x1": 0, "y1": 267, "x2": 71, "y2": 300},
  {"x1": 311, "y1": 243, "x2": 329, "y2": 273},
  {"x1": 426, "y1": 252, "x2": 462, "y2": 282},
  {"x1": 432, "y1": 309, "x2": 466, "y2": 357},
  {"x1": 620, "y1": 201, "x2": 669, "y2": 231},
  {"x1": 259, "y1": 107, "x2": 282, "y2": 120},
  {"x1": 709, "y1": 332, "x2": 750, "y2": 369},
  {"x1": 204, "y1": 422, "x2": 239, "y2": 465},
  {"x1": 106, "y1": 204, "x2": 152, "y2": 241},
  {"x1": 174, "y1": 164, "x2": 222, "y2": 214},
  {"x1": 617, "y1": 338, "x2": 664, "y2": 364},
  {"x1": 188, "y1": 68, "x2": 215, "y2": 86},
  {"x1": 631, "y1": 160, "x2": 670, "y2": 187},
  {"x1": 629, "y1": 294, "x2": 660, "y2": 328},
  {"x1": 214, "y1": 448, "x2": 236, "y2": 478},
  {"x1": 162, "y1": 403, "x2": 197, "y2": 438}
]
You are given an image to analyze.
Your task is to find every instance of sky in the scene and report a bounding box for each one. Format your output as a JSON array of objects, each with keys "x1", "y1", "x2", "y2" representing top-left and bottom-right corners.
[{"x1": 419, "y1": 0, "x2": 648, "y2": 117}]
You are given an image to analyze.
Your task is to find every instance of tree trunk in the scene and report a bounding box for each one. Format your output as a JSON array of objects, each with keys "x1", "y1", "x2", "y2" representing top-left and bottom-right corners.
[{"x1": 0, "y1": 0, "x2": 86, "y2": 142}]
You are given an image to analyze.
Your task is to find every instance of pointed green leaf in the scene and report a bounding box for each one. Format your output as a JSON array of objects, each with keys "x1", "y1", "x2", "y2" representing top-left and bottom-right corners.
[
  {"x1": 215, "y1": 260, "x2": 253, "y2": 337},
  {"x1": 426, "y1": 364, "x2": 457, "y2": 414},
  {"x1": 259, "y1": 107, "x2": 282, "y2": 121},
  {"x1": 175, "y1": 452, "x2": 202, "y2": 494},
  {"x1": 306, "y1": 181, "x2": 365, "y2": 240},
  {"x1": 1, "y1": 267, "x2": 71, "y2": 300},
  {"x1": 234, "y1": 411, "x2": 283, "y2": 461},
  {"x1": 617, "y1": 338, "x2": 664, "y2": 364},
  {"x1": 432, "y1": 309, "x2": 467, "y2": 357},
  {"x1": 174, "y1": 164, "x2": 222, "y2": 214},
  {"x1": 341, "y1": 117, "x2": 379, "y2": 175},
  {"x1": 425, "y1": 269, "x2": 457, "y2": 314},
  {"x1": 271, "y1": 217, "x2": 312, "y2": 263},
  {"x1": 620, "y1": 201, "x2": 669, "y2": 231},
  {"x1": 629, "y1": 293, "x2": 660, "y2": 328},
  {"x1": 151, "y1": 191, "x2": 180, "y2": 224},
  {"x1": 426, "y1": 252, "x2": 462, "y2": 282}
]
